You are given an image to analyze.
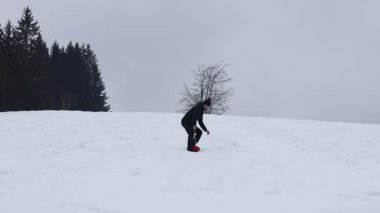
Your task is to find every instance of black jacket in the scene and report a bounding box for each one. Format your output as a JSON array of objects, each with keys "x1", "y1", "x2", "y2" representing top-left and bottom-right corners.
[{"x1": 182, "y1": 102, "x2": 208, "y2": 131}]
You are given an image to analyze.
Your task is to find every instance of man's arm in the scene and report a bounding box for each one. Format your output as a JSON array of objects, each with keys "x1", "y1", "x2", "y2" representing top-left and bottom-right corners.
[{"x1": 198, "y1": 114, "x2": 208, "y2": 132}]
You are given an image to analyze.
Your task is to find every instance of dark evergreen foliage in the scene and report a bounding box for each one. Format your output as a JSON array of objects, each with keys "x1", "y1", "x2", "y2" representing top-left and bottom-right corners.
[{"x1": 0, "y1": 7, "x2": 110, "y2": 112}]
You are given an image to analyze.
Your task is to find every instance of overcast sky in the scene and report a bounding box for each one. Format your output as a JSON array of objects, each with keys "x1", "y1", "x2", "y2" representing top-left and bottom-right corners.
[{"x1": 1, "y1": 0, "x2": 380, "y2": 124}]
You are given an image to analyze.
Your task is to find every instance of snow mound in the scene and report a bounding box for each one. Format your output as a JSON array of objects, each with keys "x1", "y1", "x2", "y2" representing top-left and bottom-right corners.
[{"x1": 1, "y1": 111, "x2": 380, "y2": 213}]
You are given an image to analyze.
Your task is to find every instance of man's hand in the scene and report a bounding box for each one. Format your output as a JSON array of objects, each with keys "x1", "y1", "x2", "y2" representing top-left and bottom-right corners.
[{"x1": 206, "y1": 130, "x2": 210, "y2": 135}]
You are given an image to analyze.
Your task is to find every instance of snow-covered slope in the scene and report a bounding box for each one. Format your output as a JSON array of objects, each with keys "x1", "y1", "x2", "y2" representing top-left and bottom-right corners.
[{"x1": 1, "y1": 111, "x2": 380, "y2": 213}]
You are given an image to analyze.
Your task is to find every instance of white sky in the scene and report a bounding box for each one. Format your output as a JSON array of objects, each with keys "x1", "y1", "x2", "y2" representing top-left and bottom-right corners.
[{"x1": 1, "y1": 0, "x2": 380, "y2": 123}]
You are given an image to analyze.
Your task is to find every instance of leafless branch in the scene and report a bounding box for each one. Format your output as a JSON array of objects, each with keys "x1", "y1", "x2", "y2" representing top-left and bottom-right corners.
[{"x1": 179, "y1": 62, "x2": 233, "y2": 114}]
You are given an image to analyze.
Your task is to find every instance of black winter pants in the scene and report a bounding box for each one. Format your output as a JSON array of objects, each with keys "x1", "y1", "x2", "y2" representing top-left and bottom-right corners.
[{"x1": 181, "y1": 120, "x2": 203, "y2": 150}]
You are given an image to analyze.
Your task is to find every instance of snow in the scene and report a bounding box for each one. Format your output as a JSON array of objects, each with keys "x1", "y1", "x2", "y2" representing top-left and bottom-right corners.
[{"x1": 1, "y1": 111, "x2": 380, "y2": 213}]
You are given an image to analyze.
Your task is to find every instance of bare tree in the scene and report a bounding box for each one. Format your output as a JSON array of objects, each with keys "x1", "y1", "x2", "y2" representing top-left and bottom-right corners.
[{"x1": 179, "y1": 62, "x2": 233, "y2": 115}]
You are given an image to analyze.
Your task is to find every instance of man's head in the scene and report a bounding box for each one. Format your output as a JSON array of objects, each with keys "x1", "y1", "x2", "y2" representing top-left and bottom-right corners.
[{"x1": 203, "y1": 98, "x2": 211, "y2": 111}]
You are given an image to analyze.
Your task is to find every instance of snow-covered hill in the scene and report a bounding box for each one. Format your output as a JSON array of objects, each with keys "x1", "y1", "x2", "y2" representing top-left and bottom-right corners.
[{"x1": 1, "y1": 111, "x2": 380, "y2": 213}]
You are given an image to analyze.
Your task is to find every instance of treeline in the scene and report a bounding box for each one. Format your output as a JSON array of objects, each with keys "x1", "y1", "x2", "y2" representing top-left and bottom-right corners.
[{"x1": 0, "y1": 7, "x2": 110, "y2": 112}]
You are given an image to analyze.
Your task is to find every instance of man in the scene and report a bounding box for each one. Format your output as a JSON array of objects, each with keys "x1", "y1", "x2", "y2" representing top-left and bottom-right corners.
[{"x1": 181, "y1": 98, "x2": 211, "y2": 152}]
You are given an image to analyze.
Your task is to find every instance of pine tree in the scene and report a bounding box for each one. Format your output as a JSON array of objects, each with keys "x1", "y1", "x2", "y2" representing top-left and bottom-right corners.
[
  {"x1": 0, "y1": 21, "x2": 18, "y2": 110},
  {"x1": 81, "y1": 44, "x2": 110, "y2": 111},
  {"x1": 0, "y1": 23, "x2": 6, "y2": 110},
  {"x1": 30, "y1": 34, "x2": 50, "y2": 109},
  {"x1": 60, "y1": 42, "x2": 76, "y2": 110},
  {"x1": 14, "y1": 7, "x2": 47, "y2": 110},
  {"x1": 74, "y1": 43, "x2": 91, "y2": 111},
  {"x1": 49, "y1": 41, "x2": 65, "y2": 109},
  {"x1": 2, "y1": 21, "x2": 17, "y2": 62},
  {"x1": 0, "y1": 23, "x2": 3, "y2": 45},
  {"x1": 15, "y1": 7, "x2": 40, "y2": 59}
]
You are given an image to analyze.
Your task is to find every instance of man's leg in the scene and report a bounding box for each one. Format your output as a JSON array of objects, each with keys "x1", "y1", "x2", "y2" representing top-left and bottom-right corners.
[
  {"x1": 195, "y1": 127, "x2": 202, "y2": 144},
  {"x1": 187, "y1": 131, "x2": 196, "y2": 150},
  {"x1": 182, "y1": 122, "x2": 195, "y2": 150}
]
